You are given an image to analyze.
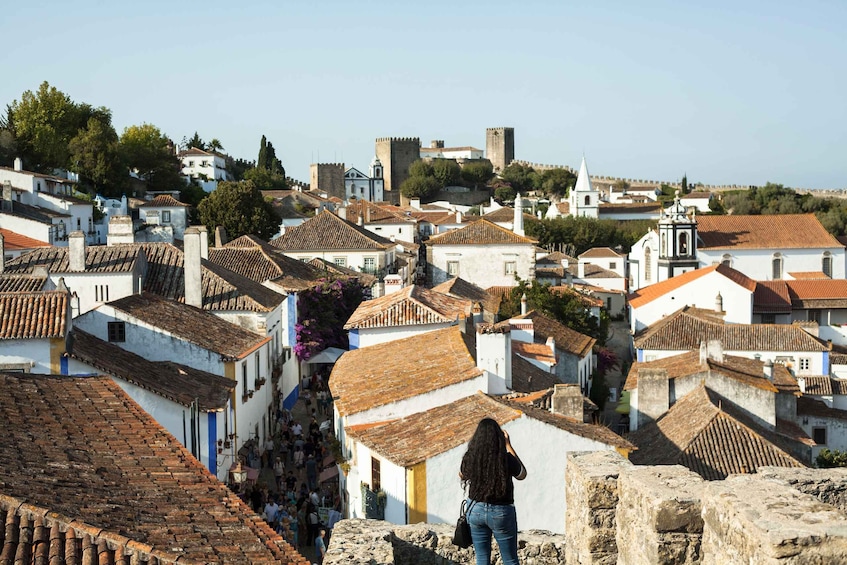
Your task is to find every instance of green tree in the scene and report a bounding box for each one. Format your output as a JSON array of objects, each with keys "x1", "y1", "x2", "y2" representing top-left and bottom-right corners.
[
  {"x1": 681, "y1": 174, "x2": 688, "y2": 194},
  {"x1": 68, "y1": 114, "x2": 126, "y2": 196},
  {"x1": 539, "y1": 168, "x2": 576, "y2": 197},
  {"x1": 493, "y1": 182, "x2": 517, "y2": 203},
  {"x1": 257, "y1": 135, "x2": 268, "y2": 170},
  {"x1": 197, "y1": 180, "x2": 279, "y2": 240},
  {"x1": 817, "y1": 448, "x2": 847, "y2": 468},
  {"x1": 408, "y1": 159, "x2": 433, "y2": 179},
  {"x1": 208, "y1": 138, "x2": 224, "y2": 152},
  {"x1": 460, "y1": 160, "x2": 494, "y2": 188},
  {"x1": 243, "y1": 166, "x2": 288, "y2": 190},
  {"x1": 431, "y1": 158, "x2": 461, "y2": 188},
  {"x1": 8, "y1": 81, "x2": 86, "y2": 172},
  {"x1": 501, "y1": 163, "x2": 538, "y2": 193},
  {"x1": 400, "y1": 175, "x2": 439, "y2": 199},
  {"x1": 183, "y1": 131, "x2": 205, "y2": 151},
  {"x1": 120, "y1": 124, "x2": 183, "y2": 193}
]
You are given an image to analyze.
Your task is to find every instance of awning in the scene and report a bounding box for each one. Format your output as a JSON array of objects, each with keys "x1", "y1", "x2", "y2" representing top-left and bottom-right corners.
[
  {"x1": 306, "y1": 347, "x2": 347, "y2": 364},
  {"x1": 616, "y1": 390, "x2": 631, "y2": 415},
  {"x1": 319, "y1": 465, "x2": 339, "y2": 483}
]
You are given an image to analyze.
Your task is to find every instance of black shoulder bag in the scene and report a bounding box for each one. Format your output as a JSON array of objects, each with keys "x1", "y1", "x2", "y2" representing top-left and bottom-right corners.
[{"x1": 452, "y1": 499, "x2": 475, "y2": 548}]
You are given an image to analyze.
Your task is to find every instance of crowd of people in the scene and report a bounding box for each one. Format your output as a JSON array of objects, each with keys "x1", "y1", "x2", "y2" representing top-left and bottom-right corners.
[{"x1": 237, "y1": 378, "x2": 339, "y2": 562}]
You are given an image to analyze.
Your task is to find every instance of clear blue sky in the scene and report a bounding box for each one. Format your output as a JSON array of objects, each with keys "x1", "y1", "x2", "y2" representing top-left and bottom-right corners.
[{"x1": 3, "y1": 0, "x2": 845, "y2": 188}]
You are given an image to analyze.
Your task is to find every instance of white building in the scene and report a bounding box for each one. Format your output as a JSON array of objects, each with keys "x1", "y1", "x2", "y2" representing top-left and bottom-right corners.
[
  {"x1": 138, "y1": 194, "x2": 190, "y2": 240},
  {"x1": 0, "y1": 290, "x2": 70, "y2": 374},
  {"x1": 344, "y1": 157, "x2": 384, "y2": 202},
  {"x1": 179, "y1": 147, "x2": 232, "y2": 192},
  {"x1": 567, "y1": 157, "x2": 600, "y2": 219}
]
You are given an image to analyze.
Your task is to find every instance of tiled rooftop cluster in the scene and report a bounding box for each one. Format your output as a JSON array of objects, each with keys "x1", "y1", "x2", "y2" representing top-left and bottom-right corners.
[{"x1": 0, "y1": 291, "x2": 67, "y2": 339}]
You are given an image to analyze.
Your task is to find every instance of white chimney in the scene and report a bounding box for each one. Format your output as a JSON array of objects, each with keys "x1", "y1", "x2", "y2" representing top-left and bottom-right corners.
[
  {"x1": 520, "y1": 293, "x2": 528, "y2": 315},
  {"x1": 546, "y1": 335, "x2": 556, "y2": 361},
  {"x1": 13, "y1": 157, "x2": 22, "y2": 171},
  {"x1": 551, "y1": 384, "x2": 584, "y2": 421},
  {"x1": 699, "y1": 341, "x2": 708, "y2": 365},
  {"x1": 715, "y1": 292, "x2": 724, "y2": 313},
  {"x1": 410, "y1": 198, "x2": 421, "y2": 210},
  {"x1": 107, "y1": 216, "x2": 134, "y2": 245},
  {"x1": 214, "y1": 226, "x2": 228, "y2": 247},
  {"x1": 706, "y1": 339, "x2": 724, "y2": 363},
  {"x1": 797, "y1": 376, "x2": 806, "y2": 393},
  {"x1": 197, "y1": 225, "x2": 209, "y2": 260},
  {"x1": 183, "y1": 227, "x2": 203, "y2": 309},
  {"x1": 338, "y1": 206, "x2": 347, "y2": 221},
  {"x1": 456, "y1": 210, "x2": 462, "y2": 223},
  {"x1": 763, "y1": 360, "x2": 774, "y2": 381},
  {"x1": 0, "y1": 232, "x2": 4, "y2": 273},
  {"x1": 513, "y1": 193, "x2": 525, "y2": 236},
  {"x1": 476, "y1": 323, "x2": 512, "y2": 393},
  {"x1": 357, "y1": 213, "x2": 364, "y2": 227},
  {"x1": 68, "y1": 231, "x2": 86, "y2": 272}
]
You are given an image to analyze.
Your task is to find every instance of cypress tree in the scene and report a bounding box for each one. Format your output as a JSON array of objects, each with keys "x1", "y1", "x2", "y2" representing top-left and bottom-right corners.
[{"x1": 257, "y1": 135, "x2": 268, "y2": 170}]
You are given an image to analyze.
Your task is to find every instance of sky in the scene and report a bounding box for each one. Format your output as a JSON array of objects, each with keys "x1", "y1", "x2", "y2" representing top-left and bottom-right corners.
[{"x1": 2, "y1": 0, "x2": 845, "y2": 189}]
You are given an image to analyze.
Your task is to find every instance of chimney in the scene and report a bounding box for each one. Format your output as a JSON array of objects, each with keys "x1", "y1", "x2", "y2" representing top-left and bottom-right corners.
[
  {"x1": 637, "y1": 368, "x2": 670, "y2": 427},
  {"x1": 513, "y1": 193, "x2": 525, "y2": 236},
  {"x1": 566, "y1": 271, "x2": 573, "y2": 287},
  {"x1": 337, "y1": 206, "x2": 347, "y2": 221},
  {"x1": 706, "y1": 339, "x2": 724, "y2": 363},
  {"x1": 0, "y1": 232, "x2": 4, "y2": 273},
  {"x1": 797, "y1": 376, "x2": 806, "y2": 393},
  {"x1": 68, "y1": 231, "x2": 86, "y2": 272},
  {"x1": 107, "y1": 216, "x2": 134, "y2": 245},
  {"x1": 197, "y1": 225, "x2": 209, "y2": 260},
  {"x1": 763, "y1": 360, "x2": 774, "y2": 381},
  {"x1": 13, "y1": 157, "x2": 22, "y2": 172},
  {"x1": 476, "y1": 323, "x2": 512, "y2": 393},
  {"x1": 214, "y1": 225, "x2": 228, "y2": 247},
  {"x1": 410, "y1": 198, "x2": 421, "y2": 210},
  {"x1": 551, "y1": 384, "x2": 584, "y2": 421},
  {"x1": 183, "y1": 227, "x2": 203, "y2": 308},
  {"x1": 520, "y1": 293, "x2": 528, "y2": 315},
  {"x1": 546, "y1": 335, "x2": 556, "y2": 361},
  {"x1": 456, "y1": 210, "x2": 462, "y2": 223},
  {"x1": 357, "y1": 213, "x2": 364, "y2": 227}
]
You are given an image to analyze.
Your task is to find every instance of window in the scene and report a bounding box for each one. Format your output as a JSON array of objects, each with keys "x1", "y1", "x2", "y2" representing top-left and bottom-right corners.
[
  {"x1": 823, "y1": 252, "x2": 832, "y2": 278},
  {"x1": 95, "y1": 285, "x2": 109, "y2": 302},
  {"x1": 242, "y1": 364, "x2": 248, "y2": 396},
  {"x1": 761, "y1": 314, "x2": 776, "y2": 324},
  {"x1": 188, "y1": 160, "x2": 194, "y2": 167},
  {"x1": 609, "y1": 262, "x2": 617, "y2": 270},
  {"x1": 813, "y1": 427, "x2": 827, "y2": 445},
  {"x1": 644, "y1": 247, "x2": 652, "y2": 282},
  {"x1": 371, "y1": 457, "x2": 381, "y2": 492},
  {"x1": 447, "y1": 261, "x2": 460, "y2": 276},
  {"x1": 162, "y1": 210, "x2": 171, "y2": 223},
  {"x1": 661, "y1": 233, "x2": 667, "y2": 256},
  {"x1": 107, "y1": 322, "x2": 125, "y2": 342},
  {"x1": 772, "y1": 253, "x2": 783, "y2": 280},
  {"x1": 333, "y1": 257, "x2": 347, "y2": 268},
  {"x1": 679, "y1": 232, "x2": 689, "y2": 255},
  {"x1": 77, "y1": 218, "x2": 81, "y2": 229},
  {"x1": 504, "y1": 261, "x2": 517, "y2": 275},
  {"x1": 808, "y1": 308, "x2": 822, "y2": 325},
  {"x1": 201, "y1": 160, "x2": 208, "y2": 167},
  {"x1": 799, "y1": 358, "x2": 811, "y2": 372},
  {"x1": 255, "y1": 353, "x2": 261, "y2": 388},
  {"x1": 584, "y1": 195, "x2": 591, "y2": 206},
  {"x1": 363, "y1": 257, "x2": 376, "y2": 273}
]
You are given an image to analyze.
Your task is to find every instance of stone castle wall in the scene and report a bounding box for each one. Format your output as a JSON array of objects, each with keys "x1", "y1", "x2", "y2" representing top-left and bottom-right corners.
[
  {"x1": 486, "y1": 127, "x2": 515, "y2": 173},
  {"x1": 327, "y1": 451, "x2": 847, "y2": 564},
  {"x1": 309, "y1": 163, "x2": 345, "y2": 200},
  {"x1": 375, "y1": 137, "x2": 421, "y2": 204}
]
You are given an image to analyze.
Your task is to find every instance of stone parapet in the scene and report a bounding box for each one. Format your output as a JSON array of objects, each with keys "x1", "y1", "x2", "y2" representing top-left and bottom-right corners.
[
  {"x1": 757, "y1": 465, "x2": 847, "y2": 513},
  {"x1": 701, "y1": 475, "x2": 847, "y2": 564},
  {"x1": 565, "y1": 450, "x2": 632, "y2": 565},
  {"x1": 616, "y1": 466, "x2": 704, "y2": 565}
]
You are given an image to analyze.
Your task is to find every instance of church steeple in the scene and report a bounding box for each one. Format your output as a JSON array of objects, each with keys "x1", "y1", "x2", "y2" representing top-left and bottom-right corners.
[
  {"x1": 570, "y1": 156, "x2": 599, "y2": 218},
  {"x1": 657, "y1": 191, "x2": 699, "y2": 279}
]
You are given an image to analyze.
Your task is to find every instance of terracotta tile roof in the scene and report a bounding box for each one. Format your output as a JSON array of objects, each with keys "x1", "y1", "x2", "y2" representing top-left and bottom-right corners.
[
  {"x1": 629, "y1": 385, "x2": 805, "y2": 480},
  {"x1": 306, "y1": 257, "x2": 377, "y2": 287},
  {"x1": 753, "y1": 281, "x2": 792, "y2": 313},
  {"x1": 555, "y1": 201, "x2": 570, "y2": 214},
  {"x1": 486, "y1": 285, "x2": 515, "y2": 301},
  {"x1": 482, "y1": 207, "x2": 536, "y2": 223},
  {"x1": 68, "y1": 329, "x2": 234, "y2": 410},
  {"x1": 0, "y1": 273, "x2": 48, "y2": 293},
  {"x1": 623, "y1": 350, "x2": 797, "y2": 394},
  {"x1": 800, "y1": 376, "x2": 847, "y2": 396},
  {"x1": 634, "y1": 307, "x2": 829, "y2": 353},
  {"x1": 420, "y1": 145, "x2": 482, "y2": 153},
  {"x1": 697, "y1": 214, "x2": 842, "y2": 249},
  {"x1": 549, "y1": 286, "x2": 605, "y2": 307},
  {"x1": 178, "y1": 146, "x2": 217, "y2": 157},
  {"x1": 5, "y1": 244, "x2": 142, "y2": 274},
  {"x1": 537, "y1": 251, "x2": 576, "y2": 266},
  {"x1": 513, "y1": 341, "x2": 556, "y2": 365},
  {"x1": 346, "y1": 393, "x2": 521, "y2": 467},
  {"x1": 684, "y1": 191, "x2": 712, "y2": 199},
  {"x1": 598, "y1": 201, "x2": 662, "y2": 213},
  {"x1": 139, "y1": 194, "x2": 189, "y2": 207},
  {"x1": 495, "y1": 395, "x2": 633, "y2": 448},
  {"x1": 788, "y1": 271, "x2": 830, "y2": 280},
  {"x1": 797, "y1": 396, "x2": 847, "y2": 421},
  {"x1": 781, "y1": 279, "x2": 847, "y2": 308},
  {"x1": 536, "y1": 266, "x2": 565, "y2": 278},
  {"x1": 329, "y1": 326, "x2": 482, "y2": 417},
  {"x1": 432, "y1": 277, "x2": 502, "y2": 315},
  {"x1": 580, "y1": 263, "x2": 623, "y2": 279},
  {"x1": 344, "y1": 285, "x2": 470, "y2": 330},
  {"x1": 579, "y1": 247, "x2": 623, "y2": 259},
  {"x1": 628, "y1": 264, "x2": 757, "y2": 308},
  {"x1": 426, "y1": 219, "x2": 537, "y2": 245},
  {"x1": 510, "y1": 354, "x2": 560, "y2": 393},
  {"x1": 0, "y1": 291, "x2": 68, "y2": 339},
  {"x1": 0, "y1": 373, "x2": 305, "y2": 564},
  {"x1": 346, "y1": 200, "x2": 415, "y2": 224},
  {"x1": 107, "y1": 293, "x2": 270, "y2": 361},
  {"x1": 0, "y1": 228, "x2": 50, "y2": 251},
  {"x1": 209, "y1": 234, "x2": 327, "y2": 291},
  {"x1": 270, "y1": 210, "x2": 394, "y2": 251},
  {"x1": 511, "y1": 310, "x2": 596, "y2": 357}
]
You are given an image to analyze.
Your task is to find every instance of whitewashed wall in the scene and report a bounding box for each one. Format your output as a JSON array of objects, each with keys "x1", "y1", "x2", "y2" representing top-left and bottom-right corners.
[
  {"x1": 429, "y1": 243, "x2": 535, "y2": 288},
  {"x1": 0, "y1": 339, "x2": 53, "y2": 373},
  {"x1": 352, "y1": 323, "x2": 455, "y2": 349}
]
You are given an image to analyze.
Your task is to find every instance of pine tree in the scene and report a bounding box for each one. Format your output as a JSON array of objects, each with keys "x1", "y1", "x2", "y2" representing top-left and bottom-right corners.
[
  {"x1": 257, "y1": 135, "x2": 268, "y2": 171},
  {"x1": 681, "y1": 174, "x2": 688, "y2": 194}
]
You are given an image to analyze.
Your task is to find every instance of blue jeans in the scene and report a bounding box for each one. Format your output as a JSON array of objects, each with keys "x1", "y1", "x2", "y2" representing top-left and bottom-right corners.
[{"x1": 467, "y1": 500, "x2": 519, "y2": 565}]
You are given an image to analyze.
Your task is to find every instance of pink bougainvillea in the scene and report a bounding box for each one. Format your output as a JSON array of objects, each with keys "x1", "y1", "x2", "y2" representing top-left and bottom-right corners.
[{"x1": 295, "y1": 277, "x2": 367, "y2": 361}]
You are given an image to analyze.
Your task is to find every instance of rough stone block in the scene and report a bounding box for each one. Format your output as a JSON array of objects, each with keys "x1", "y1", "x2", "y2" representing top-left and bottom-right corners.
[
  {"x1": 565, "y1": 450, "x2": 632, "y2": 564},
  {"x1": 616, "y1": 465, "x2": 704, "y2": 565},
  {"x1": 701, "y1": 475, "x2": 847, "y2": 565},
  {"x1": 757, "y1": 466, "x2": 847, "y2": 514}
]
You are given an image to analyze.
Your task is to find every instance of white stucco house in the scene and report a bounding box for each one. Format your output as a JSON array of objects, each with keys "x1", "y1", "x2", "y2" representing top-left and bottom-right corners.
[
  {"x1": 342, "y1": 200, "x2": 418, "y2": 245},
  {"x1": 179, "y1": 147, "x2": 232, "y2": 192},
  {"x1": 138, "y1": 194, "x2": 190, "y2": 240},
  {"x1": 0, "y1": 290, "x2": 70, "y2": 374}
]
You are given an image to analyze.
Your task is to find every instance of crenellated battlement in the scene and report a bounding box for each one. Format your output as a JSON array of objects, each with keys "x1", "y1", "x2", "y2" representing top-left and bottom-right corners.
[{"x1": 375, "y1": 137, "x2": 421, "y2": 144}]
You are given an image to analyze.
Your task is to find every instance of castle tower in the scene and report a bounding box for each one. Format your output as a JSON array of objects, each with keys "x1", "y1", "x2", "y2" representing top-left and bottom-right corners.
[
  {"x1": 310, "y1": 163, "x2": 346, "y2": 200},
  {"x1": 657, "y1": 191, "x2": 699, "y2": 280},
  {"x1": 374, "y1": 137, "x2": 421, "y2": 205},
  {"x1": 486, "y1": 127, "x2": 514, "y2": 173},
  {"x1": 569, "y1": 157, "x2": 600, "y2": 219}
]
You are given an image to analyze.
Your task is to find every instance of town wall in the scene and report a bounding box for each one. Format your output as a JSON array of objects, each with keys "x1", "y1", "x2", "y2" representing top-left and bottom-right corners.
[
  {"x1": 375, "y1": 138, "x2": 421, "y2": 205},
  {"x1": 327, "y1": 452, "x2": 847, "y2": 564}
]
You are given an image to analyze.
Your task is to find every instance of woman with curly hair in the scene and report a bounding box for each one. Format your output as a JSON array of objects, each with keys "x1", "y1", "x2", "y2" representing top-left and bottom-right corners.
[{"x1": 460, "y1": 418, "x2": 527, "y2": 565}]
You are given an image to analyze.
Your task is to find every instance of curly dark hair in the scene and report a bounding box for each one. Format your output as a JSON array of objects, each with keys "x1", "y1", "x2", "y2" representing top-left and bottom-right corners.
[{"x1": 460, "y1": 418, "x2": 509, "y2": 500}]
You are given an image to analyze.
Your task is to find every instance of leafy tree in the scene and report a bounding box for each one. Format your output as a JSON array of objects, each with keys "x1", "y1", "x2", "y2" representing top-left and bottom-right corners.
[
  {"x1": 180, "y1": 179, "x2": 208, "y2": 214},
  {"x1": 539, "y1": 168, "x2": 576, "y2": 197},
  {"x1": 183, "y1": 131, "x2": 205, "y2": 151},
  {"x1": 7, "y1": 81, "x2": 86, "y2": 172},
  {"x1": 817, "y1": 448, "x2": 847, "y2": 468},
  {"x1": 493, "y1": 182, "x2": 517, "y2": 203},
  {"x1": 408, "y1": 159, "x2": 433, "y2": 179},
  {"x1": 68, "y1": 114, "x2": 126, "y2": 196},
  {"x1": 501, "y1": 163, "x2": 538, "y2": 193},
  {"x1": 526, "y1": 216, "x2": 652, "y2": 255},
  {"x1": 227, "y1": 156, "x2": 254, "y2": 181},
  {"x1": 431, "y1": 158, "x2": 461, "y2": 187},
  {"x1": 243, "y1": 166, "x2": 288, "y2": 190},
  {"x1": 461, "y1": 160, "x2": 494, "y2": 188},
  {"x1": 0, "y1": 128, "x2": 15, "y2": 167},
  {"x1": 256, "y1": 134, "x2": 285, "y2": 177},
  {"x1": 119, "y1": 124, "x2": 183, "y2": 192},
  {"x1": 613, "y1": 179, "x2": 630, "y2": 192},
  {"x1": 400, "y1": 175, "x2": 439, "y2": 199},
  {"x1": 207, "y1": 138, "x2": 224, "y2": 152},
  {"x1": 197, "y1": 180, "x2": 279, "y2": 240}
]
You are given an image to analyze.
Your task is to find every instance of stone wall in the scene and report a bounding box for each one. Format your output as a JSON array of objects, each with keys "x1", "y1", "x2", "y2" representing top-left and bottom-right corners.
[
  {"x1": 310, "y1": 163, "x2": 345, "y2": 200},
  {"x1": 375, "y1": 137, "x2": 421, "y2": 204},
  {"x1": 486, "y1": 127, "x2": 514, "y2": 173}
]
